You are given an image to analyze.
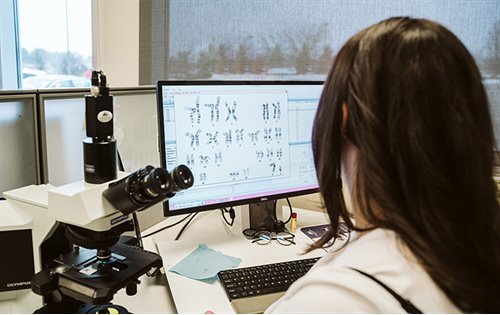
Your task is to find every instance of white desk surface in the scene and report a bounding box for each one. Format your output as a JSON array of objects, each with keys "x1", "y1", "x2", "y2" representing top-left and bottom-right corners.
[
  {"x1": 0, "y1": 207, "x2": 328, "y2": 314},
  {"x1": 113, "y1": 207, "x2": 329, "y2": 314}
]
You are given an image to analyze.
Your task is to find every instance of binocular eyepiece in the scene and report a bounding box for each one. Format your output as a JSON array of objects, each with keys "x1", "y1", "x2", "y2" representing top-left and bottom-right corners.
[{"x1": 103, "y1": 165, "x2": 193, "y2": 215}]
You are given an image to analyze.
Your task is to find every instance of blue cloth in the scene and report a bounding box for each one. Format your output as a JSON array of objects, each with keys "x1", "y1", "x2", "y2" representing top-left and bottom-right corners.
[{"x1": 169, "y1": 244, "x2": 242, "y2": 283}]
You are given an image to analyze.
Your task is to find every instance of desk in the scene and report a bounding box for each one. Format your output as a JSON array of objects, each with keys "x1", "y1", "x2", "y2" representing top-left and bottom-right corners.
[
  {"x1": 113, "y1": 207, "x2": 329, "y2": 314},
  {"x1": 0, "y1": 207, "x2": 328, "y2": 313}
]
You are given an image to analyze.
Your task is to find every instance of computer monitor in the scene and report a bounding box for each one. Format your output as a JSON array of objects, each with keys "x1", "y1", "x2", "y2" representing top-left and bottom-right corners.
[{"x1": 156, "y1": 81, "x2": 323, "y2": 216}]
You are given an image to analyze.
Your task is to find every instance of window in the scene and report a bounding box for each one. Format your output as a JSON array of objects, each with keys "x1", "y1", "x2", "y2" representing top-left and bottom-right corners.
[
  {"x1": 0, "y1": 0, "x2": 21, "y2": 90},
  {"x1": 139, "y1": 0, "x2": 500, "y2": 148},
  {"x1": 0, "y1": 0, "x2": 92, "y2": 90}
]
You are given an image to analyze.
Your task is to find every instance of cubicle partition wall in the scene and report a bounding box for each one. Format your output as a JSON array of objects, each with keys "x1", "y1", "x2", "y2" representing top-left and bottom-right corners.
[
  {"x1": 38, "y1": 87, "x2": 158, "y2": 186},
  {"x1": 0, "y1": 92, "x2": 40, "y2": 197},
  {"x1": 104, "y1": 87, "x2": 159, "y2": 172},
  {"x1": 38, "y1": 89, "x2": 87, "y2": 186}
]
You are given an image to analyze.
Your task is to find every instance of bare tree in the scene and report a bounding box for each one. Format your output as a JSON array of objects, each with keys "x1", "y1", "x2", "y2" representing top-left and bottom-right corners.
[
  {"x1": 168, "y1": 51, "x2": 192, "y2": 79},
  {"x1": 287, "y1": 23, "x2": 329, "y2": 74},
  {"x1": 234, "y1": 43, "x2": 251, "y2": 74},
  {"x1": 314, "y1": 45, "x2": 334, "y2": 74},
  {"x1": 22, "y1": 48, "x2": 90, "y2": 76},
  {"x1": 215, "y1": 44, "x2": 230, "y2": 74},
  {"x1": 268, "y1": 43, "x2": 287, "y2": 69},
  {"x1": 251, "y1": 54, "x2": 265, "y2": 74},
  {"x1": 197, "y1": 51, "x2": 215, "y2": 79},
  {"x1": 29, "y1": 48, "x2": 48, "y2": 71}
]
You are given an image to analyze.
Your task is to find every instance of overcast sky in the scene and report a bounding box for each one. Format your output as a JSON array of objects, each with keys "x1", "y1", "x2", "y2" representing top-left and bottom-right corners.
[{"x1": 18, "y1": 0, "x2": 91, "y2": 57}]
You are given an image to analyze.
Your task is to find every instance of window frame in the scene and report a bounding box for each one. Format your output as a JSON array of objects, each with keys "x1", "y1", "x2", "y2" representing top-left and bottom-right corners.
[{"x1": 0, "y1": 0, "x2": 21, "y2": 89}]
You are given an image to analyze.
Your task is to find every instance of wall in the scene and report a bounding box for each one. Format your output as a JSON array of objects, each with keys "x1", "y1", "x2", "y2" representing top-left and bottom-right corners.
[{"x1": 92, "y1": 0, "x2": 139, "y2": 87}]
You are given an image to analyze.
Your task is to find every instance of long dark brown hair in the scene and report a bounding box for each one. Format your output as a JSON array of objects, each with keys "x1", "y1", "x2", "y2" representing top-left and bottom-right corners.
[{"x1": 312, "y1": 17, "x2": 500, "y2": 313}]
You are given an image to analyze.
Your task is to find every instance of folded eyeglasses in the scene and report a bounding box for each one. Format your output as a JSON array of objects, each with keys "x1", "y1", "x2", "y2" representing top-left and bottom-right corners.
[{"x1": 242, "y1": 228, "x2": 296, "y2": 246}]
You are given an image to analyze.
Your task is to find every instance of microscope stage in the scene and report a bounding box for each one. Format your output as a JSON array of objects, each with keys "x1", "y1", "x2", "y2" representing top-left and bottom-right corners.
[{"x1": 53, "y1": 241, "x2": 162, "y2": 305}]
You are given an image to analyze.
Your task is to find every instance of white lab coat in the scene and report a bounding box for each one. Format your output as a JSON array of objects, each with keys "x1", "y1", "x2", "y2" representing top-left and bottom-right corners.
[{"x1": 266, "y1": 228, "x2": 461, "y2": 313}]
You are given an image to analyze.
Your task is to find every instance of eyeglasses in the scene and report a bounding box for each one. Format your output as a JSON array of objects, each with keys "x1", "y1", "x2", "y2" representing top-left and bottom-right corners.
[{"x1": 243, "y1": 228, "x2": 296, "y2": 246}]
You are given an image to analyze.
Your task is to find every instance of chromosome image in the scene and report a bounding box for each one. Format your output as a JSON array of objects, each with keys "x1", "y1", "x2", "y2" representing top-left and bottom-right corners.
[
  {"x1": 235, "y1": 128, "x2": 244, "y2": 145},
  {"x1": 186, "y1": 154, "x2": 195, "y2": 167},
  {"x1": 225, "y1": 101, "x2": 238, "y2": 123},
  {"x1": 199, "y1": 172, "x2": 207, "y2": 183},
  {"x1": 256, "y1": 150, "x2": 264, "y2": 161},
  {"x1": 275, "y1": 127, "x2": 282, "y2": 143},
  {"x1": 223, "y1": 130, "x2": 232, "y2": 146},
  {"x1": 184, "y1": 96, "x2": 201, "y2": 124},
  {"x1": 248, "y1": 130, "x2": 260, "y2": 145},
  {"x1": 273, "y1": 102, "x2": 281, "y2": 121},
  {"x1": 174, "y1": 91, "x2": 290, "y2": 186},
  {"x1": 264, "y1": 128, "x2": 272, "y2": 143},
  {"x1": 262, "y1": 103, "x2": 270, "y2": 122},
  {"x1": 266, "y1": 148, "x2": 274, "y2": 159},
  {"x1": 214, "y1": 152, "x2": 223, "y2": 165},
  {"x1": 199, "y1": 155, "x2": 210, "y2": 167},
  {"x1": 206, "y1": 131, "x2": 219, "y2": 146},
  {"x1": 185, "y1": 129, "x2": 201, "y2": 148},
  {"x1": 276, "y1": 148, "x2": 283, "y2": 160},
  {"x1": 204, "y1": 96, "x2": 221, "y2": 124}
]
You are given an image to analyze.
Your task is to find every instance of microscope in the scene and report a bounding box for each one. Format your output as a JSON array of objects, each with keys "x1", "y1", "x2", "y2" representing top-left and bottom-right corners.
[{"x1": 2, "y1": 71, "x2": 193, "y2": 313}]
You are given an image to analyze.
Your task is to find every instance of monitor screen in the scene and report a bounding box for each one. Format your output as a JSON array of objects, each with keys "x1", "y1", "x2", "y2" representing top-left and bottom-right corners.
[{"x1": 157, "y1": 81, "x2": 323, "y2": 216}]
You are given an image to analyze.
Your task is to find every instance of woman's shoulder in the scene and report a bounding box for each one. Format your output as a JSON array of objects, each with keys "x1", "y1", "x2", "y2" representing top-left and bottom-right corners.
[
  {"x1": 266, "y1": 263, "x2": 402, "y2": 313},
  {"x1": 266, "y1": 228, "x2": 461, "y2": 313}
]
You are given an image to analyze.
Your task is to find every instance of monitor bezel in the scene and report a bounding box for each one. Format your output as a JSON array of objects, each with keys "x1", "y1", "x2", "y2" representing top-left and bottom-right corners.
[{"x1": 156, "y1": 80, "x2": 323, "y2": 216}]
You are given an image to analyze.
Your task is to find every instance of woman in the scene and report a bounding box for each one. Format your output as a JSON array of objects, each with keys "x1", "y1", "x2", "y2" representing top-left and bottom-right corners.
[{"x1": 267, "y1": 17, "x2": 500, "y2": 313}]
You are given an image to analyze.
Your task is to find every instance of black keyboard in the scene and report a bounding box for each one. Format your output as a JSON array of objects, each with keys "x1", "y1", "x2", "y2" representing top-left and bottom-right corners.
[{"x1": 218, "y1": 257, "x2": 320, "y2": 313}]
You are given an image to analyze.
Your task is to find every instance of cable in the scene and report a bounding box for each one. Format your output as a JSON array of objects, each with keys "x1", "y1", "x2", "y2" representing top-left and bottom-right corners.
[
  {"x1": 117, "y1": 149, "x2": 193, "y2": 241},
  {"x1": 273, "y1": 199, "x2": 278, "y2": 221},
  {"x1": 271, "y1": 198, "x2": 293, "y2": 224},
  {"x1": 175, "y1": 212, "x2": 198, "y2": 240},
  {"x1": 283, "y1": 198, "x2": 293, "y2": 224},
  {"x1": 142, "y1": 213, "x2": 195, "y2": 238},
  {"x1": 132, "y1": 212, "x2": 143, "y2": 248},
  {"x1": 117, "y1": 149, "x2": 125, "y2": 173},
  {"x1": 221, "y1": 207, "x2": 235, "y2": 226},
  {"x1": 141, "y1": 213, "x2": 198, "y2": 277}
]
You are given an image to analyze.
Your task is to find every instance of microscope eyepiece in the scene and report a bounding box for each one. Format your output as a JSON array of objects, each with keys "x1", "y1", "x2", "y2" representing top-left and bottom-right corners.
[
  {"x1": 103, "y1": 165, "x2": 193, "y2": 215},
  {"x1": 137, "y1": 167, "x2": 172, "y2": 200},
  {"x1": 171, "y1": 164, "x2": 194, "y2": 191}
]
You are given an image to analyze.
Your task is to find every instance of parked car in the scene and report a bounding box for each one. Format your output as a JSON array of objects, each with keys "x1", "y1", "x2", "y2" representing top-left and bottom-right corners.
[{"x1": 23, "y1": 74, "x2": 90, "y2": 89}]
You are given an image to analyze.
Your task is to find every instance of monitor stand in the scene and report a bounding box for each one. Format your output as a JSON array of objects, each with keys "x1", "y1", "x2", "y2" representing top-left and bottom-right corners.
[{"x1": 243, "y1": 200, "x2": 284, "y2": 232}]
